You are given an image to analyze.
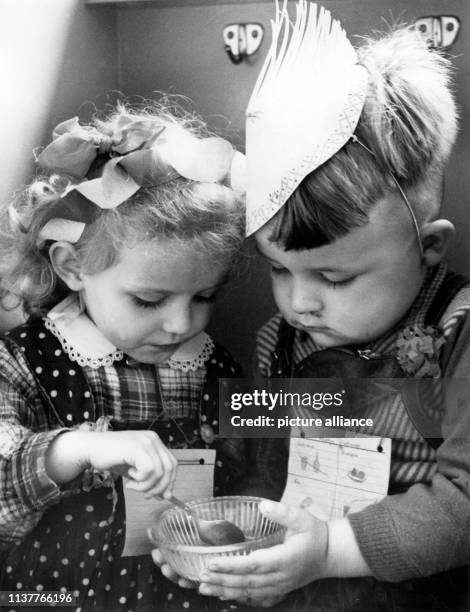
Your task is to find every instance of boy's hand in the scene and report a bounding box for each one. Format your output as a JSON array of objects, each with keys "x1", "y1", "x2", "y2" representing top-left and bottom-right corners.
[
  {"x1": 151, "y1": 548, "x2": 196, "y2": 589},
  {"x1": 198, "y1": 501, "x2": 328, "y2": 605},
  {"x1": 87, "y1": 431, "x2": 177, "y2": 497}
]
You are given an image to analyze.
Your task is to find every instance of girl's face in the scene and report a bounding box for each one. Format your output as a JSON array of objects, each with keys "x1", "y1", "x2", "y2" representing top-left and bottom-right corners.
[
  {"x1": 79, "y1": 239, "x2": 228, "y2": 364},
  {"x1": 256, "y1": 193, "x2": 426, "y2": 348}
]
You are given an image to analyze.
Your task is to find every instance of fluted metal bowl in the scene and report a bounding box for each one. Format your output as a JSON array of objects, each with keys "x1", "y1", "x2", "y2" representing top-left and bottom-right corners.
[{"x1": 148, "y1": 496, "x2": 286, "y2": 582}]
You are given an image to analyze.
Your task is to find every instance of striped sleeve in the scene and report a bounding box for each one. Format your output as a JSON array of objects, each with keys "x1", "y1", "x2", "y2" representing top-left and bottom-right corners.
[
  {"x1": 255, "y1": 313, "x2": 283, "y2": 376},
  {"x1": 440, "y1": 285, "x2": 470, "y2": 339}
]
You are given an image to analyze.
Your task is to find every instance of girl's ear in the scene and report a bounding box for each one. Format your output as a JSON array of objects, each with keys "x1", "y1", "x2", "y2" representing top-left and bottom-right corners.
[
  {"x1": 420, "y1": 219, "x2": 455, "y2": 266},
  {"x1": 49, "y1": 242, "x2": 84, "y2": 292}
]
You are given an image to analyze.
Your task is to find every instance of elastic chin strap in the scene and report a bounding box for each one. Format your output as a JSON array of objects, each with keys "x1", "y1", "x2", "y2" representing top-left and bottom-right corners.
[
  {"x1": 351, "y1": 135, "x2": 424, "y2": 259},
  {"x1": 388, "y1": 173, "x2": 424, "y2": 259}
]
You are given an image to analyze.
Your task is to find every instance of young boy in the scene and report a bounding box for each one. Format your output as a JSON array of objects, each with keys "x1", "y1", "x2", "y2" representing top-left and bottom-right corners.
[{"x1": 197, "y1": 2, "x2": 470, "y2": 609}]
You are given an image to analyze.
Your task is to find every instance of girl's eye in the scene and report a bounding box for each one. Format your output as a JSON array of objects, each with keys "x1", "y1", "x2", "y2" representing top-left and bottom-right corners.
[
  {"x1": 132, "y1": 296, "x2": 165, "y2": 309},
  {"x1": 132, "y1": 293, "x2": 216, "y2": 310}
]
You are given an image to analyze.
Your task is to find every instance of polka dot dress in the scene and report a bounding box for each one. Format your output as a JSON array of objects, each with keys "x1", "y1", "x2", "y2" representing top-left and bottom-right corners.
[{"x1": 1, "y1": 320, "x2": 246, "y2": 612}]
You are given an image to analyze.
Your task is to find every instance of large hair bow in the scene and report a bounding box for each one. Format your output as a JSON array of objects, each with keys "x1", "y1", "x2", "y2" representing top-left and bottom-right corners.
[{"x1": 36, "y1": 116, "x2": 245, "y2": 243}]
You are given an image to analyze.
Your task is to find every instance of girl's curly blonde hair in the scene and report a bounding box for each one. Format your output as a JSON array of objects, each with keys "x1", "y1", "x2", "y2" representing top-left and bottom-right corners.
[{"x1": 0, "y1": 100, "x2": 245, "y2": 316}]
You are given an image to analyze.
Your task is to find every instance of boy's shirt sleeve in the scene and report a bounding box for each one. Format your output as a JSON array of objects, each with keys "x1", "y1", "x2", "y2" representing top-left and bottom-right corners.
[
  {"x1": 348, "y1": 307, "x2": 470, "y2": 581},
  {"x1": 231, "y1": 315, "x2": 290, "y2": 500},
  {"x1": 0, "y1": 340, "x2": 72, "y2": 549},
  {"x1": 255, "y1": 313, "x2": 283, "y2": 378}
]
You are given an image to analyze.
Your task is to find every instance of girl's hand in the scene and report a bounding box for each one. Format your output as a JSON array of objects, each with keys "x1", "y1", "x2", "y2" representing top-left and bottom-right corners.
[
  {"x1": 87, "y1": 430, "x2": 177, "y2": 497},
  {"x1": 198, "y1": 501, "x2": 329, "y2": 605},
  {"x1": 46, "y1": 430, "x2": 177, "y2": 497}
]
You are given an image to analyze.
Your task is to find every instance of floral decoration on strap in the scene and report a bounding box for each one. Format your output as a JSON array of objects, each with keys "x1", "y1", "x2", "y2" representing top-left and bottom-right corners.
[{"x1": 395, "y1": 325, "x2": 445, "y2": 378}]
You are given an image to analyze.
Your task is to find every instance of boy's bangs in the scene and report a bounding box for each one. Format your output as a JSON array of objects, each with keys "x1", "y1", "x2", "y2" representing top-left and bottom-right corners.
[{"x1": 268, "y1": 155, "x2": 376, "y2": 251}]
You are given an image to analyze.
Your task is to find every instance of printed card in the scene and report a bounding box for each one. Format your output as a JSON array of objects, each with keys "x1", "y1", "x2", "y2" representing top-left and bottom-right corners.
[
  {"x1": 282, "y1": 436, "x2": 391, "y2": 519},
  {"x1": 122, "y1": 448, "x2": 215, "y2": 556}
]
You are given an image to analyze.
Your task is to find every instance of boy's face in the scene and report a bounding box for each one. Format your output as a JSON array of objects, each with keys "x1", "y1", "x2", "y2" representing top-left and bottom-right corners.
[
  {"x1": 256, "y1": 193, "x2": 426, "y2": 348},
  {"x1": 80, "y1": 239, "x2": 227, "y2": 364}
]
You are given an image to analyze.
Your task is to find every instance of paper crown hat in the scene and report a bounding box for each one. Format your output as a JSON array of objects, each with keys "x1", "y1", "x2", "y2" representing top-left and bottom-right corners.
[{"x1": 245, "y1": 0, "x2": 368, "y2": 236}]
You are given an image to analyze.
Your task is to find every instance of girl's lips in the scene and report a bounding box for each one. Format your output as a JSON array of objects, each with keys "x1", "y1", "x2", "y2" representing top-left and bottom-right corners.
[{"x1": 149, "y1": 342, "x2": 181, "y2": 351}]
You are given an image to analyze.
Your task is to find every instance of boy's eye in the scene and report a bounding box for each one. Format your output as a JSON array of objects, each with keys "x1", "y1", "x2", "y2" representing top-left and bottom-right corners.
[
  {"x1": 194, "y1": 293, "x2": 217, "y2": 304},
  {"x1": 132, "y1": 296, "x2": 165, "y2": 309},
  {"x1": 319, "y1": 273, "x2": 356, "y2": 288},
  {"x1": 270, "y1": 265, "x2": 287, "y2": 276}
]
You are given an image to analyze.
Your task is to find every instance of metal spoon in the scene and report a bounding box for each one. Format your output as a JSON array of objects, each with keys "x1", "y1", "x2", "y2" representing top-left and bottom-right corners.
[{"x1": 166, "y1": 495, "x2": 245, "y2": 546}]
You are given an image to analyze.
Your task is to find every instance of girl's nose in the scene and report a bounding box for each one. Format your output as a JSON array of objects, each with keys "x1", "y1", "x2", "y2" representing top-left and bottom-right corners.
[
  {"x1": 161, "y1": 301, "x2": 192, "y2": 336},
  {"x1": 290, "y1": 278, "x2": 323, "y2": 315}
]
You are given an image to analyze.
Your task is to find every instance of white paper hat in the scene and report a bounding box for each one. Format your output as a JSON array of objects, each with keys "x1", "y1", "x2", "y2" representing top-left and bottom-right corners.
[{"x1": 246, "y1": 0, "x2": 368, "y2": 236}]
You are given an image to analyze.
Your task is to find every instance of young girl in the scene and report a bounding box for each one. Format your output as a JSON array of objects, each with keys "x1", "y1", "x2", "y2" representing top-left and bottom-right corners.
[{"x1": 0, "y1": 101, "x2": 246, "y2": 611}]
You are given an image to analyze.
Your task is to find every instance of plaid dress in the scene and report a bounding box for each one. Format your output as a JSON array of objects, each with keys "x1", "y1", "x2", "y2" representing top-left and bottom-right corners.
[{"x1": 0, "y1": 316, "x2": 245, "y2": 612}]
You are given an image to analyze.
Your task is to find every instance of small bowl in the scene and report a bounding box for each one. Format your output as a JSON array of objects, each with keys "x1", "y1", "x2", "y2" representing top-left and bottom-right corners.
[{"x1": 148, "y1": 495, "x2": 286, "y2": 582}]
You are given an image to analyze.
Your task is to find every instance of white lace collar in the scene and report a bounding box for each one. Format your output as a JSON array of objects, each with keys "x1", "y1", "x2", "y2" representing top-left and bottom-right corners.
[{"x1": 44, "y1": 294, "x2": 214, "y2": 371}]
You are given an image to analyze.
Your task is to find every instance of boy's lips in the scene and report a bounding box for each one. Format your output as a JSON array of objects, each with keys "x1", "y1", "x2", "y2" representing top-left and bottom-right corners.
[
  {"x1": 302, "y1": 327, "x2": 331, "y2": 335},
  {"x1": 296, "y1": 324, "x2": 340, "y2": 339},
  {"x1": 294, "y1": 321, "x2": 330, "y2": 333}
]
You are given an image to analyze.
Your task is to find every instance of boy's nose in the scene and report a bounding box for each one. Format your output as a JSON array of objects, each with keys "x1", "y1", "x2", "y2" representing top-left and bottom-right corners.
[
  {"x1": 290, "y1": 279, "x2": 323, "y2": 315},
  {"x1": 161, "y1": 303, "x2": 192, "y2": 336}
]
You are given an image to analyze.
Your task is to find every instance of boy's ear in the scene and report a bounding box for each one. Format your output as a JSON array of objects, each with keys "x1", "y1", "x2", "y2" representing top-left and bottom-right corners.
[
  {"x1": 49, "y1": 242, "x2": 84, "y2": 292},
  {"x1": 420, "y1": 219, "x2": 455, "y2": 266}
]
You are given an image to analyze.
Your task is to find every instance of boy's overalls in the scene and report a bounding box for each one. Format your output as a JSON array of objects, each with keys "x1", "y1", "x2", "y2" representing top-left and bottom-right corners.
[{"x1": 254, "y1": 270, "x2": 470, "y2": 612}]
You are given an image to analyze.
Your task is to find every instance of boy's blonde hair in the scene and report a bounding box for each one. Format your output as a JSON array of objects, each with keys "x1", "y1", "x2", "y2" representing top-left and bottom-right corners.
[
  {"x1": 1, "y1": 102, "x2": 244, "y2": 315},
  {"x1": 271, "y1": 27, "x2": 458, "y2": 250}
]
